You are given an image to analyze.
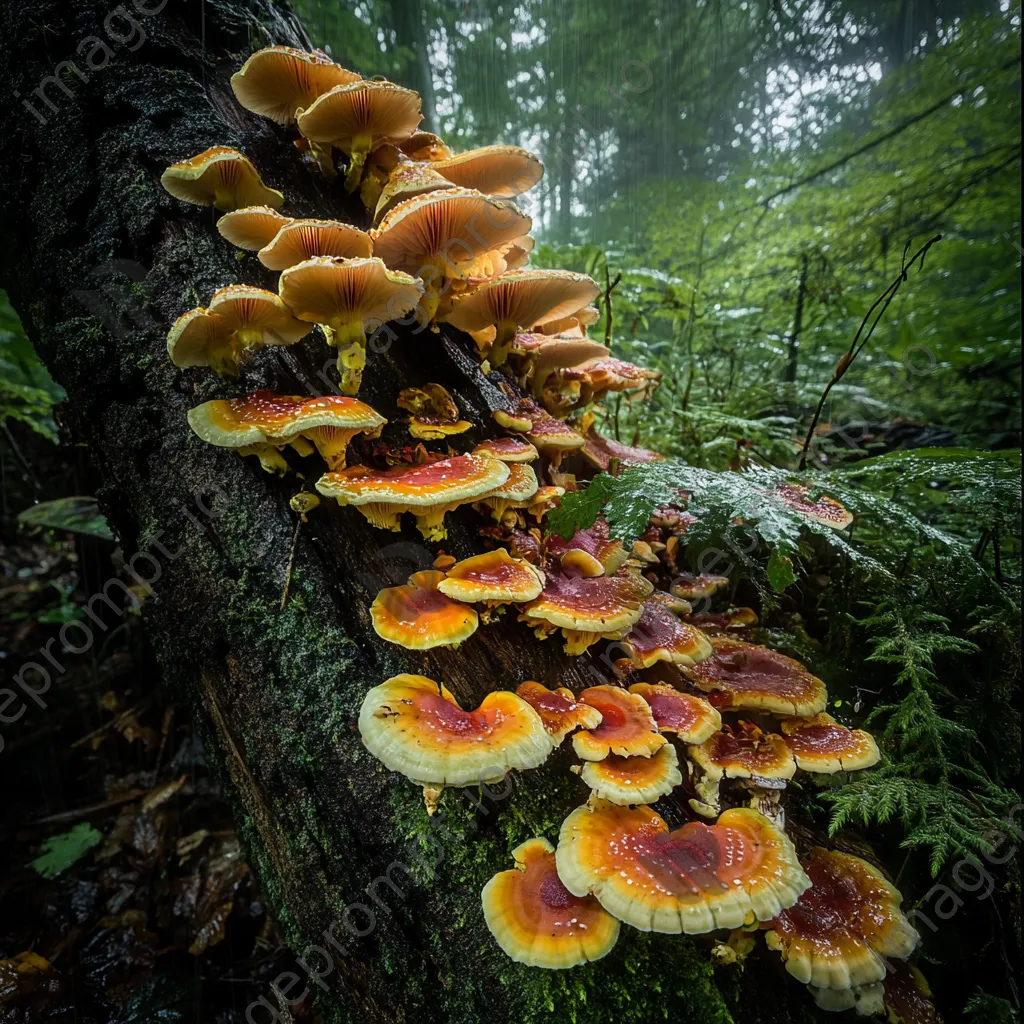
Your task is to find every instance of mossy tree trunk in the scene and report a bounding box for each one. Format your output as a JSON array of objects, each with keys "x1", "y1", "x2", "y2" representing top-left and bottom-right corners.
[{"x1": 0, "y1": 2, "x2": 822, "y2": 1021}]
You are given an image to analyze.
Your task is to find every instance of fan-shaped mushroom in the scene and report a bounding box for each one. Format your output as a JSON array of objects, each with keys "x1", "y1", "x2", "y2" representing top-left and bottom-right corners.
[
  {"x1": 431, "y1": 145, "x2": 543, "y2": 198},
  {"x1": 780, "y1": 714, "x2": 880, "y2": 774},
  {"x1": 161, "y1": 147, "x2": 284, "y2": 212},
  {"x1": 217, "y1": 206, "x2": 293, "y2": 251},
  {"x1": 618, "y1": 599, "x2": 714, "y2": 669},
  {"x1": 436, "y1": 549, "x2": 544, "y2": 609},
  {"x1": 474, "y1": 463, "x2": 540, "y2": 524},
  {"x1": 572, "y1": 685, "x2": 665, "y2": 761},
  {"x1": 258, "y1": 219, "x2": 373, "y2": 270},
  {"x1": 628, "y1": 683, "x2": 721, "y2": 744},
  {"x1": 515, "y1": 681, "x2": 602, "y2": 746},
  {"x1": 578, "y1": 744, "x2": 682, "y2": 806},
  {"x1": 371, "y1": 569, "x2": 479, "y2": 649}
]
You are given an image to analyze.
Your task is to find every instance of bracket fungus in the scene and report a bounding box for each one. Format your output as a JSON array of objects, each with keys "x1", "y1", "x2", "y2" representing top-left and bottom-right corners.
[
  {"x1": 482, "y1": 838, "x2": 619, "y2": 969},
  {"x1": 515, "y1": 681, "x2": 603, "y2": 746},
  {"x1": 358, "y1": 674, "x2": 552, "y2": 802},
  {"x1": 188, "y1": 391, "x2": 386, "y2": 474},
  {"x1": 397, "y1": 383, "x2": 471, "y2": 439},
  {"x1": 769, "y1": 483, "x2": 854, "y2": 530},
  {"x1": 278, "y1": 256, "x2": 423, "y2": 392},
  {"x1": 257, "y1": 219, "x2": 373, "y2": 270},
  {"x1": 472, "y1": 437, "x2": 538, "y2": 463},
  {"x1": 230, "y1": 46, "x2": 360, "y2": 124},
  {"x1": 297, "y1": 80, "x2": 423, "y2": 188},
  {"x1": 683, "y1": 638, "x2": 828, "y2": 717},
  {"x1": 684, "y1": 607, "x2": 759, "y2": 634},
  {"x1": 544, "y1": 519, "x2": 629, "y2": 578},
  {"x1": 578, "y1": 744, "x2": 683, "y2": 806},
  {"x1": 430, "y1": 145, "x2": 543, "y2": 198},
  {"x1": 167, "y1": 285, "x2": 311, "y2": 377},
  {"x1": 474, "y1": 463, "x2": 540, "y2": 524},
  {"x1": 617, "y1": 599, "x2": 714, "y2": 669},
  {"x1": 444, "y1": 268, "x2": 601, "y2": 365},
  {"x1": 780, "y1": 714, "x2": 880, "y2": 774},
  {"x1": 520, "y1": 572, "x2": 653, "y2": 656},
  {"x1": 371, "y1": 569, "x2": 479, "y2": 649},
  {"x1": 400, "y1": 130, "x2": 452, "y2": 161},
  {"x1": 671, "y1": 572, "x2": 731, "y2": 602},
  {"x1": 575, "y1": 357, "x2": 663, "y2": 403},
  {"x1": 216, "y1": 205, "x2": 292, "y2": 251},
  {"x1": 628, "y1": 683, "x2": 721, "y2": 744},
  {"x1": 764, "y1": 847, "x2": 919, "y2": 1000},
  {"x1": 161, "y1": 147, "x2": 284, "y2": 212},
  {"x1": 524, "y1": 414, "x2": 586, "y2": 466},
  {"x1": 556, "y1": 802, "x2": 809, "y2": 933},
  {"x1": 572, "y1": 685, "x2": 665, "y2": 761},
  {"x1": 580, "y1": 430, "x2": 665, "y2": 473},
  {"x1": 315, "y1": 452, "x2": 509, "y2": 540},
  {"x1": 523, "y1": 337, "x2": 610, "y2": 403},
  {"x1": 436, "y1": 549, "x2": 545, "y2": 608}
]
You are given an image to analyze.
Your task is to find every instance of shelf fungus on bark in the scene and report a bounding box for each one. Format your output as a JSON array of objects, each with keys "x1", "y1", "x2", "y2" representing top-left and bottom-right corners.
[
  {"x1": 580, "y1": 429, "x2": 665, "y2": 473},
  {"x1": 687, "y1": 721, "x2": 796, "y2": 821},
  {"x1": 373, "y1": 161, "x2": 453, "y2": 222},
  {"x1": 576, "y1": 744, "x2": 683, "y2": 806},
  {"x1": 397, "y1": 383, "x2": 472, "y2": 439},
  {"x1": 572, "y1": 685, "x2": 665, "y2": 761},
  {"x1": 161, "y1": 147, "x2": 284, "y2": 212},
  {"x1": 555, "y1": 802, "x2": 810, "y2": 933},
  {"x1": 472, "y1": 438, "x2": 539, "y2": 463},
  {"x1": 297, "y1": 79, "x2": 422, "y2": 188},
  {"x1": 315, "y1": 452, "x2": 509, "y2": 540},
  {"x1": 534, "y1": 303, "x2": 600, "y2": 337},
  {"x1": 515, "y1": 681, "x2": 602, "y2": 746},
  {"x1": 443, "y1": 268, "x2": 601, "y2": 365},
  {"x1": 763, "y1": 847, "x2": 919, "y2": 1009},
  {"x1": 482, "y1": 838, "x2": 619, "y2": 968},
  {"x1": 430, "y1": 145, "x2": 544, "y2": 198},
  {"x1": 683, "y1": 607, "x2": 759, "y2": 635},
  {"x1": 187, "y1": 391, "x2": 386, "y2": 474},
  {"x1": 524, "y1": 415, "x2": 586, "y2": 466},
  {"x1": 400, "y1": 131, "x2": 452, "y2": 161},
  {"x1": 230, "y1": 45, "x2": 361, "y2": 124},
  {"x1": 372, "y1": 189, "x2": 532, "y2": 323},
  {"x1": 254, "y1": 219, "x2": 373, "y2": 270},
  {"x1": 523, "y1": 337, "x2": 610, "y2": 403},
  {"x1": 617, "y1": 598, "x2": 714, "y2": 669},
  {"x1": 473, "y1": 463, "x2": 540, "y2": 524},
  {"x1": 671, "y1": 572, "x2": 731, "y2": 602},
  {"x1": 520, "y1": 572, "x2": 653, "y2": 656},
  {"x1": 216, "y1": 206, "x2": 293, "y2": 251},
  {"x1": 544, "y1": 519, "x2": 629, "y2": 578},
  {"x1": 768, "y1": 483, "x2": 854, "y2": 531},
  {"x1": 167, "y1": 285, "x2": 311, "y2": 377},
  {"x1": 358, "y1": 674, "x2": 552, "y2": 812},
  {"x1": 371, "y1": 569, "x2": 479, "y2": 649},
  {"x1": 436, "y1": 549, "x2": 545, "y2": 614},
  {"x1": 278, "y1": 256, "x2": 423, "y2": 393},
  {"x1": 780, "y1": 713, "x2": 880, "y2": 774},
  {"x1": 628, "y1": 683, "x2": 721, "y2": 744},
  {"x1": 683, "y1": 638, "x2": 828, "y2": 717},
  {"x1": 575, "y1": 357, "x2": 663, "y2": 404}
]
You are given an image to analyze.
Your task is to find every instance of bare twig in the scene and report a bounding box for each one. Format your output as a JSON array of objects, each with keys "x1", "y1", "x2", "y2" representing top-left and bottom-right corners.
[
  {"x1": 603, "y1": 264, "x2": 621, "y2": 347},
  {"x1": 279, "y1": 516, "x2": 303, "y2": 611}
]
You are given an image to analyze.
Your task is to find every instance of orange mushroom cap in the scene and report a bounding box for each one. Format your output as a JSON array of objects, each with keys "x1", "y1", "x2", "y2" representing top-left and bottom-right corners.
[
  {"x1": 572, "y1": 685, "x2": 665, "y2": 761},
  {"x1": 482, "y1": 837, "x2": 619, "y2": 969},
  {"x1": 371, "y1": 569, "x2": 479, "y2": 649},
  {"x1": 764, "y1": 847, "x2": 919, "y2": 992},
  {"x1": 231, "y1": 46, "x2": 360, "y2": 124},
  {"x1": 526, "y1": 415, "x2": 586, "y2": 460},
  {"x1": 628, "y1": 683, "x2": 721, "y2": 744},
  {"x1": 258, "y1": 219, "x2": 373, "y2": 270},
  {"x1": 297, "y1": 79, "x2": 422, "y2": 150},
  {"x1": 576, "y1": 357, "x2": 662, "y2": 398},
  {"x1": 515, "y1": 681, "x2": 602, "y2": 745},
  {"x1": 579, "y1": 744, "x2": 683, "y2": 806},
  {"x1": 373, "y1": 161, "x2": 454, "y2": 223},
  {"x1": 437, "y1": 549, "x2": 545, "y2": 605},
  {"x1": 161, "y1": 147, "x2": 284, "y2": 212},
  {"x1": 780, "y1": 714, "x2": 880, "y2": 774},
  {"x1": 474, "y1": 463, "x2": 540, "y2": 522},
  {"x1": 359, "y1": 674, "x2": 552, "y2": 787},
  {"x1": 431, "y1": 145, "x2": 543, "y2": 198},
  {"x1": 472, "y1": 437, "x2": 539, "y2": 463},
  {"x1": 683, "y1": 638, "x2": 828, "y2": 717},
  {"x1": 619, "y1": 599, "x2": 714, "y2": 669},
  {"x1": 316, "y1": 453, "x2": 509, "y2": 539},
  {"x1": 534, "y1": 304, "x2": 599, "y2": 336},
  {"x1": 400, "y1": 131, "x2": 452, "y2": 161},
  {"x1": 581, "y1": 430, "x2": 665, "y2": 473},
  {"x1": 690, "y1": 721, "x2": 796, "y2": 782},
  {"x1": 769, "y1": 483, "x2": 853, "y2": 530},
  {"x1": 217, "y1": 206, "x2": 292, "y2": 251},
  {"x1": 671, "y1": 572, "x2": 731, "y2": 601},
  {"x1": 527, "y1": 338, "x2": 610, "y2": 401},
  {"x1": 556, "y1": 802, "x2": 810, "y2": 933},
  {"x1": 684, "y1": 607, "x2": 759, "y2": 634},
  {"x1": 544, "y1": 519, "x2": 629, "y2": 577}
]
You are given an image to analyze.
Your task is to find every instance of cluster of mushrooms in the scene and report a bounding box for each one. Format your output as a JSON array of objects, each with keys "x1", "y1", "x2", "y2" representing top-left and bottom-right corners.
[{"x1": 163, "y1": 45, "x2": 920, "y2": 1015}]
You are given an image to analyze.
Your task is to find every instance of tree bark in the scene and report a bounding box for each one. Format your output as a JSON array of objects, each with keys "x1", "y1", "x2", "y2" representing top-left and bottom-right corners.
[{"x1": 0, "y1": 2, "x2": 822, "y2": 1021}]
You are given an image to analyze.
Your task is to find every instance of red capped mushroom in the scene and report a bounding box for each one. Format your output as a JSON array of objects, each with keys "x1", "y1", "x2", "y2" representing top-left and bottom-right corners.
[
  {"x1": 371, "y1": 569, "x2": 479, "y2": 649},
  {"x1": 617, "y1": 598, "x2": 714, "y2": 669},
  {"x1": 628, "y1": 683, "x2": 721, "y2": 744},
  {"x1": 578, "y1": 744, "x2": 683, "y2": 806},
  {"x1": 768, "y1": 483, "x2": 853, "y2": 531},
  {"x1": 780, "y1": 714, "x2": 880, "y2": 774},
  {"x1": 515, "y1": 681, "x2": 602, "y2": 746},
  {"x1": 581, "y1": 430, "x2": 665, "y2": 473},
  {"x1": 572, "y1": 685, "x2": 665, "y2": 761},
  {"x1": 436, "y1": 549, "x2": 545, "y2": 610}
]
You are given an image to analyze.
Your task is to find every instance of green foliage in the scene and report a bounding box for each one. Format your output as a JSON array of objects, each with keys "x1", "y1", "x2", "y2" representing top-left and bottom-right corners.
[
  {"x1": 1, "y1": 289, "x2": 63, "y2": 442},
  {"x1": 964, "y1": 989, "x2": 1020, "y2": 1024},
  {"x1": 30, "y1": 824, "x2": 102, "y2": 879}
]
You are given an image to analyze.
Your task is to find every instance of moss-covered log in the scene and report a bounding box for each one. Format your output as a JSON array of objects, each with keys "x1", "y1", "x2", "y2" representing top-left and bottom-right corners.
[{"x1": 0, "y1": 2, "x2": 824, "y2": 1020}]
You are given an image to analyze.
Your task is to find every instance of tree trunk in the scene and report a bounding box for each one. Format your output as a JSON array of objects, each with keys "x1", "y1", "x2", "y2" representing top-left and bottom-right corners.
[
  {"x1": 784, "y1": 253, "x2": 809, "y2": 386},
  {"x1": 0, "y1": 3, "x2": 821, "y2": 1021}
]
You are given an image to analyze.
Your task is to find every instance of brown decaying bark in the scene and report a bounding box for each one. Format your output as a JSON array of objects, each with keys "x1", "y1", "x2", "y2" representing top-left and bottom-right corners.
[{"x1": 0, "y1": 3, "x2": 823, "y2": 1021}]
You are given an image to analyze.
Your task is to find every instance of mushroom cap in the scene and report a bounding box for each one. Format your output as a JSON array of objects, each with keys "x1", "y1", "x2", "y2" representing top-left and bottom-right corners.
[
  {"x1": 689, "y1": 721, "x2": 796, "y2": 782},
  {"x1": 400, "y1": 131, "x2": 452, "y2": 161},
  {"x1": 278, "y1": 256, "x2": 423, "y2": 326},
  {"x1": 358, "y1": 673, "x2": 552, "y2": 786},
  {"x1": 535, "y1": 304, "x2": 600, "y2": 336},
  {"x1": 231, "y1": 46, "x2": 361, "y2": 124},
  {"x1": 620, "y1": 599, "x2": 714, "y2": 669},
  {"x1": 572, "y1": 685, "x2": 665, "y2": 761},
  {"x1": 166, "y1": 308, "x2": 232, "y2": 368},
  {"x1": 373, "y1": 161, "x2": 454, "y2": 222},
  {"x1": 297, "y1": 80, "x2": 422, "y2": 150},
  {"x1": 372, "y1": 188, "x2": 531, "y2": 278},
  {"x1": 188, "y1": 390, "x2": 386, "y2": 447},
  {"x1": 577, "y1": 357, "x2": 662, "y2": 394},
  {"x1": 431, "y1": 145, "x2": 543, "y2": 198},
  {"x1": 580, "y1": 430, "x2": 663, "y2": 472},
  {"x1": 765, "y1": 847, "x2": 919, "y2": 991},
  {"x1": 684, "y1": 607, "x2": 759, "y2": 634},
  {"x1": 522, "y1": 572, "x2": 653, "y2": 643},
  {"x1": 472, "y1": 438, "x2": 539, "y2": 463},
  {"x1": 161, "y1": 146, "x2": 284, "y2": 211},
  {"x1": 217, "y1": 206, "x2": 292, "y2": 250},
  {"x1": 482, "y1": 837, "x2": 619, "y2": 969},
  {"x1": 371, "y1": 569, "x2": 479, "y2": 649},
  {"x1": 316, "y1": 453, "x2": 509, "y2": 507},
  {"x1": 528, "y1": 339, "x2": 611, "y2": 399},
  {"x1": 207, "y1": 284, "x2": 313, "y2": 343},
  {"x1": 556, "y1": 802, "x2": 810, "y2": 933},
  {"x1": 436, "y1": 549, "x2": 545, "y2": 604},
  {"x1": 515, "y1": 681, "x2": 602, "y2": 745},
  {"x1": 580, "y1": 744, "x2": 683, "y2": 806},
  {"x1": 780, "y1": 714, "x2": 880, "y2": 774},
  {"x1": 684, "y1": 638, "x2": 828, "y2": 717},
  {"x1": 259, "y1": 219, "x2": 373, "y2": 270},
  {"x1": 478, "y1": 462, "x2": 539, "y2": 503},
  {"x1": 526, "y1": 415, "x2": 586, "y2": 453},
  {"x1": 545, "y1": 519, "x2": 628, "y2": 576},
  {"x1": 671, "y1": 572, "x2": 731, "y2": 601},
  {"x1": 771, "y1": 484, "x2": 853, "y2": 530},
  {"x1": 444, "y1": 269, "x2": 601, "y2": 334},
  {"x1": 628, "y1": 683, "x2": 721, "y2": 744}
]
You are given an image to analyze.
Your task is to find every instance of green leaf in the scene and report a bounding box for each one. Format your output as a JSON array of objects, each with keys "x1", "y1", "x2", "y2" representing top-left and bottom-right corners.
[
  {"x1": 767, "y1": 549, "x2": 797, "y2": 592},
  {"x1": 30, "y1": 823, "x2": 103, "y2": 879}
]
